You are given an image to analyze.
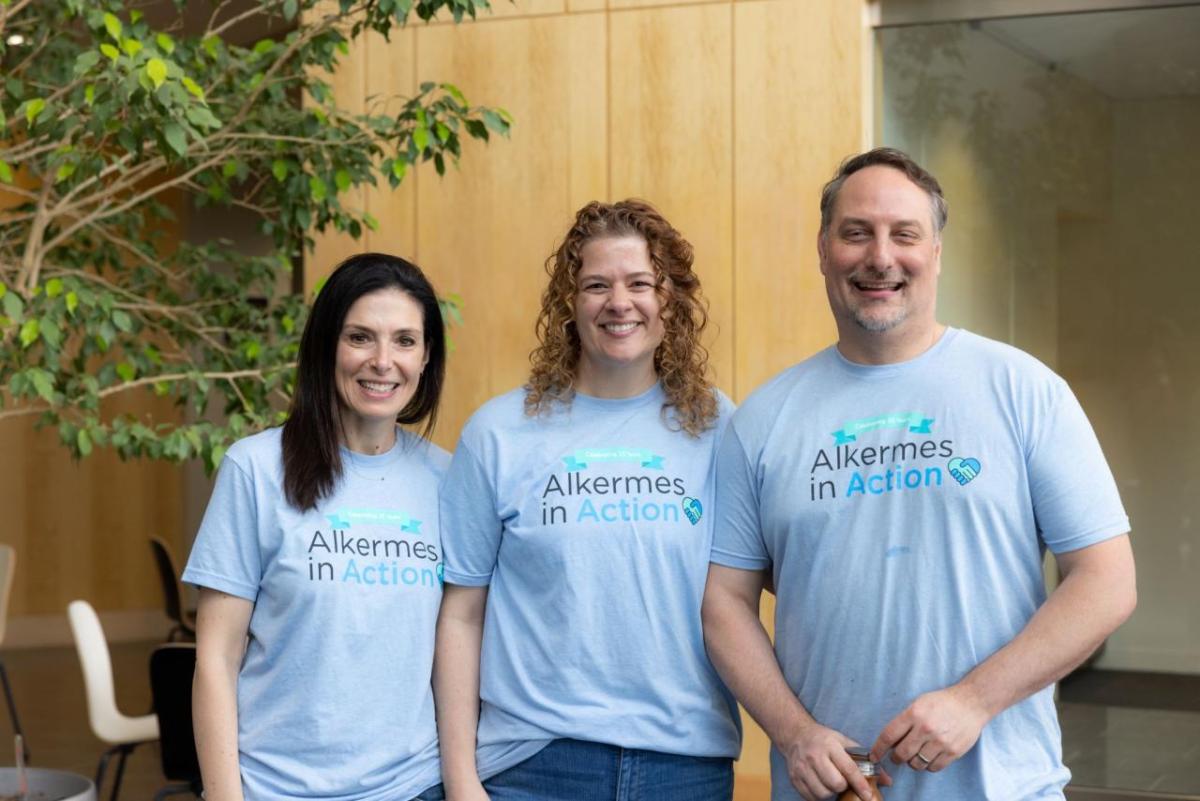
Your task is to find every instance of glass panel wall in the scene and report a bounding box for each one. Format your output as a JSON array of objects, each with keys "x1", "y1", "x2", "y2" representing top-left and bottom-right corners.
[{"x1": 879, "y1": 5, "x2": 1200, "y2": 795}]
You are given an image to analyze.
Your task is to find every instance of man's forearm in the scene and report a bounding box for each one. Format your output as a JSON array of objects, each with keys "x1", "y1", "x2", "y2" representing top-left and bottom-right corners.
[{"x1": 958, "y1": 535, "x2": 1136, "y2": 717}]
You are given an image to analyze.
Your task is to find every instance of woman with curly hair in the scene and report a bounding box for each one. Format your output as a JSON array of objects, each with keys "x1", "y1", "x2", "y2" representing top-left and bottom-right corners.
[{"x1": 434, "y1": 199, "x2": 740, "y2": 801}]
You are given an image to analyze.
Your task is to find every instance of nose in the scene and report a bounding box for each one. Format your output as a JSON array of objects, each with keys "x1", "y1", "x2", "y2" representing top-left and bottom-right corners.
[
  {"x1": 866, "y1": 235, "x2": 897, "y2": 271},
  {"x1": 368, "y1": 341, "x2": 391, "y2": 372},
  {"x1": 605, "y1": 284, "x2": 633, "y2": 312}
]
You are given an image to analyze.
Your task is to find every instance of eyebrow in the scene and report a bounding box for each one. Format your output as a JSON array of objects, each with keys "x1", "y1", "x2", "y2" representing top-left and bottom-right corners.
[
  {"x1": 342, "y1": 324, "x2": 422, "y2": 334},
  {"x1": 839, "y1": 216, "x2": 925, "y2": 230}
]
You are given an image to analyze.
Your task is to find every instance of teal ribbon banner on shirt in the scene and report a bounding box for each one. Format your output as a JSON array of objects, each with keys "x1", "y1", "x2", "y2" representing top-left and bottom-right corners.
[
  {"x1": 563, "y1": 448, "x2": 665, "y2": 472},
  {"x1": 326, "y1": 509, "x2": 422, "y2": 533},
  {"x1": 831, "y1": 413, "x2": 935, "y2": 445}
]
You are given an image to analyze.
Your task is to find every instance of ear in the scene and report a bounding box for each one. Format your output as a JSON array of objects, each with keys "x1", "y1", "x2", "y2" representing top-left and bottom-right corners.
[
  {"x1": 817, "y1": 231, "x2": 829, "y2": 276},
  {"x1": 933, "y1": 236, "x2": 943, "y2": 276}
]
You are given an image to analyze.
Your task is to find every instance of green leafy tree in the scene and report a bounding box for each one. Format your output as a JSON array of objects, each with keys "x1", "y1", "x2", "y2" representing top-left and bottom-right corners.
[{"x1": 0, "y1": 0, "x2": 509, "y2": 470}]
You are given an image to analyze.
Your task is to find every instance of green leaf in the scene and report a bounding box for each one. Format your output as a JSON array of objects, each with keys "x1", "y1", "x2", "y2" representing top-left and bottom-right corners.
[
  {"x1": 436, "y1": 122, "x2": 450, "y2": 143},
  {"x1": 19, "y1": 319, "x2": 39, "y2": 347},
  {"x1": 181, "y1": 77, "x2": 204, "y2": 99},
  {"x1": 74, "y1": 50, "x2": 101, "y2": 76},
  {"x1": 29, "y1": 370, "x2": 55, "y2": 402},
  {"x1": 103, "y1": 12, "x2": 122, "y2": 40},
  {"x1": 283, "y1": 0, "x2": 299, "y2": 20},
  {"x1": 202, "y1": 36, "x2": 219, "y2": 59},
  {"x1": 122, "y1": 38, "x2": 142, "y2": 57},
  {"x1": 55, "y1": 162, "x2": 76, "y2": 183},
  {"x1": 363, "y1": 213, "x2": 379, "y2": 232},
  {"x1": 442, "y1": 82, "x2": 467, "y2": 105},
  {"x1": 482, "y1": 109, "x2": 508, "y2": 134},
  {"x1": 77, "y1": 428, "x2": 93, "y2": 457},
  {"x1": 309, "y1": 176, "x2": 327, "y2": 202},
  {"x1": 272, "y1": 159, "x2": 288, "y2": 182},
  {"x1": 65, "y1": 291, "x2": 79, "y2": 315},
  {"x1": 334, "y1": 169, "x2": 351, "y2": 192},
  {"x1": 146, "y1": 58, "x2": 168, "y2": 89},
  {"x1": 222, "y1": 161, "x2": 238, "y2": 178},
  {"x1": 84, "y1": 85, "x2": 95, "y2": 105},
  {"x1": 253, "y1": 39, "x2": 275, "y2": 56},
  {"x1": 45, "y1": 278, "x2": 63, "y2": 298},
  {"x1": 391, "y1": 159, "x2": 407, "y2": 181},
  {"x1": 413, "y1": 126, "x2": 429, "y2": 152},
  {"x1": 100, "y1": 43, "x2": 119, "y2": 61},
  {"x1": 162, "y1": 122, "x2": 186, "y2": 156},
  {"x1": 185, "y1": 106, "x2": 221, "y2": 129},
  {"x1": 23, "y1": 98, "x2": 46, "y2": 127},
  {"x1": 116, "y1": 361, "x2": 136, "y2": 381},
  {"x1": 155, "y1": 33, "x2": 175, "y2": 54},
  {"x1": 2, "y1": 292, "x2": 22, "y2": 319},
  {"x1": 0, "y1": 160, "x2": 11, "y2": 183},
  {"x1": 40, "y1": 317, "x2": 61, "y2": 349},
  {"x1": 111, "y1": 309, "x2": 134, "y2": 332}
]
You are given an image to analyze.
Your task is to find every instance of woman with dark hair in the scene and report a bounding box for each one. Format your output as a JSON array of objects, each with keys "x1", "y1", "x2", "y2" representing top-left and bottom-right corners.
[
  {"x1": 185, "y1": 253, "x2": 450, "y2": 801},
  {"x1": 435, "y1": 200, "x2": 740, "y2": 801}
]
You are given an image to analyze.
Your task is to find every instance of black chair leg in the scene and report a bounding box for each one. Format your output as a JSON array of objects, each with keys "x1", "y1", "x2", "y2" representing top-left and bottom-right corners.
[
  {"x1": 108, "y1": 744, "x2": 131, "y2": 801},
  {"x1": 0, "y1": 660, "x2": 29, "y2": 762},
  {"x1": 94, "y1": 745, "x2": 114, "y2": 792},
  {"x1": 95, "y1": 743, "x2": 136, "y2": 801}
]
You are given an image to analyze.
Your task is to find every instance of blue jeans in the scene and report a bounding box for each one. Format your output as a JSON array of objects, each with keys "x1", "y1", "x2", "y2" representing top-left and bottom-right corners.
[
  {"x1": 412, "y1": 783, "x2": 445, "y2": 801},
  {"x1": 483, "y1": 739, "x2": 733, "y2": 801}
]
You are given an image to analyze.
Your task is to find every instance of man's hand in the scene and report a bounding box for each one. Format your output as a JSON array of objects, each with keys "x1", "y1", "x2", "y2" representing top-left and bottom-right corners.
[
  {"x1": 781, "y1": 721, "x2": 887, "y2": 801},
  {"x1": 870, "y1": 684, "x2": 991, "y2": 773}
]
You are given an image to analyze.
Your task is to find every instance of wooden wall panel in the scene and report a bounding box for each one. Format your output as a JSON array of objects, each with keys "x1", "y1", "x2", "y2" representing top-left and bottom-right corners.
[
  {"x1": 609, "y1": 5, "x2": 735, "y2": 394},
  {"x1": 306, "y1": 9, "x2": 368, "y2": 289},
  {"x1": 733, "y1": 0, "x2": 861, "y2": 397},
  {"x1": 362, "y1": 28, "x2": 418, "y2": 261},
  {"x1": 0, "y1": 394, "x2": 182, "y2": 617},
  {"x1": 412, "y1": 15, "x2": 608, "y2": 449}
]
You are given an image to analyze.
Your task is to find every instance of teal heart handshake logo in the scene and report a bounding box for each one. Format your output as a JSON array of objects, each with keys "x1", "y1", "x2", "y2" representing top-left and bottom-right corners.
[
  {"x1": 948, "y1": 457, "x2": 982, "y2": 486},
  {"x1": 682, "y1": 497, "x2": 703, "y2": 525}
]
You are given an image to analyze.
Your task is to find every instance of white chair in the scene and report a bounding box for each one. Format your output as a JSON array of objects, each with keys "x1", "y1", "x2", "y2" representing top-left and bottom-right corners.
[
  {"x1": 67, "y1": 600, "x2": 159, "y2": 801},
  {"x1": 0, "y1": 544, "x2": 30, "y2": 762}
]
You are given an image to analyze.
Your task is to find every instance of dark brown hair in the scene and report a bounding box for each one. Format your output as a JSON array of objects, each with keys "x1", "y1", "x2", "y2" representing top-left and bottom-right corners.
[{"x1": 282, "y1": 253, "x2": 446, "y2": 511}]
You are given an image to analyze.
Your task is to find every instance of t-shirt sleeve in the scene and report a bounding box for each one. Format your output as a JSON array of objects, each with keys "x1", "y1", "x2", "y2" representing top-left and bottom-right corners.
[
  {"x1": 1028, "y1": 381, "x2": 1130, "y2": 554},
  {"x1": 440, "y1": 440, "x2": 502, "y2": 586},
  {"x1": 710, "y1": 421, "x2": 771, "y2": 570},
  {"x1": 182, "y1": 455, "x2": 263, "y2": 601}
]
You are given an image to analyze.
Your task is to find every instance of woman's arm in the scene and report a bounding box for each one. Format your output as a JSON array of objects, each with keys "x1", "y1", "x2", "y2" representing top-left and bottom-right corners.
[
  {"x1": 193, "y1": 588, "x2": 253, "y2": 801},
  {"x1": 433, "y1": 584, "x2": 490, "y2": 801}
]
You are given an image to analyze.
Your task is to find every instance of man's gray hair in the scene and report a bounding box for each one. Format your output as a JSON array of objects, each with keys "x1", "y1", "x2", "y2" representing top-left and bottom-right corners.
[{"x1": 819, "y1": 147, "x2": 948, "y2": 236}]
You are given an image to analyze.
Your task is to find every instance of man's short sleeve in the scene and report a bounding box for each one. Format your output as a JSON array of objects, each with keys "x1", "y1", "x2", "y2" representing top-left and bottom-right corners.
[
  {"x1": 182, "y1": 455, "x2": 263, "y2": 601},
  {"x1": 1028, "y1": 381, "x2": 1130, "y2": 554},
  {"x1": 711, "y1": 421, "x2": 771, "y2": 570},
  {"x1": 440, "y1": 441, "x2": 503, "y2": 586}
]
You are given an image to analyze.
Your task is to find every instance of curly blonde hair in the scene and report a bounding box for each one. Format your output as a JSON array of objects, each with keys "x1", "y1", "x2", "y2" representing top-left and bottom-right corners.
[{"x1": 525, "y1": 199, "x2": 718, "y2": 437}]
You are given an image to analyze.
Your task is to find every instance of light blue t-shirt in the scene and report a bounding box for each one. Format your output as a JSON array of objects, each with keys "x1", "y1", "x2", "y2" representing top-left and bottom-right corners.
[
  {"x1": 183, "y1": 427, "x2": 450, "y2": 801},
  {"x1": 441, "y1": 383, "x2": 742, "y2": 779},
  {"x1": 712, "y1": 329, "x2": 1129, "y2": 801}
]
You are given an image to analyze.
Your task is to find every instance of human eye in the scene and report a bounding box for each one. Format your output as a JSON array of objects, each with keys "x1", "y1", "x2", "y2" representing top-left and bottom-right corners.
[
  {"x1": 346, "y1": 330, "x2": 370, "y2": 345},
  {"x1": 581, "y1": 279, "x2": 607, "y2": 292},
  {"x1": 842, "y1": 228, "x2": 869, "y2": 242},
  {"x1": 397, "y1": 334, "x2": 418, "y2": 347}
]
